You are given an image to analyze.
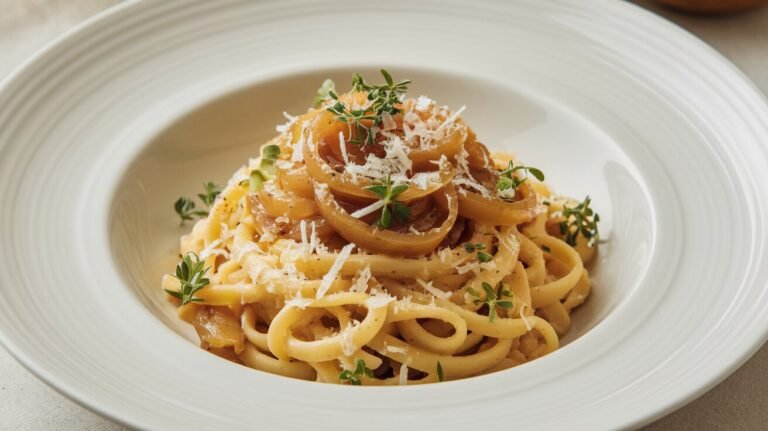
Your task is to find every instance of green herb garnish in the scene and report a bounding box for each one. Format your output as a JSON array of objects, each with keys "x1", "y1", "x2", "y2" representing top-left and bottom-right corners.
[
  {"x1": 248, "y1": 144, "x2": 281, "y2": 192},
  {"x1": 463, "y1": 243, "x2": 492, "y2": 263},
  {"x1": 339, "y1": 358, "x2": 374, "y2": 385},
  {"x1": 463, "y1": 243, "x2": 484, "y2": 253},
  {"x1": 437, "y1": 361, "x2": 444, "y2": 382},
  {"x1": 174, "y1": 197, "x2": 208, "y2": 224},
  {"x1": 327, "y1": 69, "x2": 410, "y2": 145},
  {"x1": 559, "y1": 195, "x2": 600, "y2": 247},
  {"x1": 541, "y1": 245, "x2": 551, "y2": 253},
  {"x1": 467, "y1": 282, "x2": 514, "y2": 322},
  {"x1": 198, "y1": 181, "x2": 222, "y2": 207},
  {"x1": 364, "y1": 175, "x2": 411, "y2": 229},
  {"x1": 165, "y1": 252, "x2": 210, "y2": 305},
  {"x1": 174, "y1": 181, "x2": 222, "y2": 225},
  {"x1": 496, "y1": 160, "x2": 545, "y2": 196},
  {"x1": 313, "y1": 79, "x2": 336, "y2": 108}
]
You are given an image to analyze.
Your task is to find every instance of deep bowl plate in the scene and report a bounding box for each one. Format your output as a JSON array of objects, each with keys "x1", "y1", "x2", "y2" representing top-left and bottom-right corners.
[{"x1": 1, "y1": 1, "x2": 767, "y2": 430}]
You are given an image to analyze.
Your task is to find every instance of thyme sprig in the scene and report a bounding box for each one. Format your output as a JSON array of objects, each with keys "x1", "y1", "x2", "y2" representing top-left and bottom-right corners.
[
  {"x1": 165, "y1": 252, "x2": 210, "y2": 305},
  {"x1": 559, "y1": 195, "x2": 600, "y2": 247},
  {"x1": 467, "y1": 282, "x2": 514, "y2": 322},
  {"x1": 174, "y1": 181, "x2": 222, "y2": 225},
  {"x1": 313, "y1": 79, "x2": 336, "y2": 108},
  {"x1": 496, "y1": 160, "x2": 545, "y2": 197},
  {"x1": 364, "y1": 175, "x2": 411, "y2": 229},
  {"x1": 327, "y1": 69, "x2": 410, "y2": 145},
  {"x1": 248, "y1": 144, "x2": 281, "y2": 192},
  {"x1": 339, "y1": 358, "x2": 374, "y2": 385},
  {"x1": 437, "y1": 361, "x2": 445, "y2": 382},
  {"x1": 463, "y1": 242, "x2": 492, "y2": 263}
]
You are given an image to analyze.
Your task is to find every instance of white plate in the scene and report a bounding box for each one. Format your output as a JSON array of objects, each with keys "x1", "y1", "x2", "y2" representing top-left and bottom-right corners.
[{"x1": 1, "y1": 0, "x2": 768, "y2": 429}]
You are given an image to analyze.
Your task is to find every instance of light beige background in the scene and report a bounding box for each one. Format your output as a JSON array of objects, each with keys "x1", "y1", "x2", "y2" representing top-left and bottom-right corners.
[{"x1": 0, "y1": 1, "x2": 766, "y2": 429}]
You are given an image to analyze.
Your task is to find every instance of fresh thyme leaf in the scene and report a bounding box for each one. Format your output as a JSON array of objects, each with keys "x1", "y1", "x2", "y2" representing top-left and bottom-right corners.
[
  {"x1": 174, "y1": 196, "x2": 209, "y2": 225},
  {"x1": 378, "y1": 206, "x2": 392, "y2": 229},
  {"x1": 249, "y1": 170, "x2": 267, "y2": 192},
  {"x1": 339, "y1": 358, "x2": 374, "y2": 385},
  {"x1": 262, "y1": 144, "x2": 280, "y2": 161},
  {"x1": 381, "y1": 68, "x2": 394, "y2": 86},
  {"x1": 249, "y1": 145, "x2": 281, "y2": 192},
  {"x1": 497, "y1": 176, "x2": 515, "y2": 191},
  {"x1": 541, "y1": 245, "x2": 551, "y2": 253},
  {"x1": 197, "y1": 181, "x2": 222, "y2": 207},
  {"x1": 390, "y1": 184, "x2": 408, "y2": 199},
  {"x1": 462, "y1": 243, "x2": 485, "y2": 253},
  {"x1": 560, "y1": 195, "x2": 600, "y2": 247},
  {"x1": 327, "y1": 70, "x2": 410, "y2": 145},
  {"x1": 481, "y1": 282, "x2": 496, "y2": 301},
  {"x1": 467, "y1": 281, "x2": 515, "y2": 322},
  {"x1": 527, "y1": 167, "x2": 545, "y2": 181},
  {"x1": 366, "y1": 185, "x2": 389, "y2": 198},
  {"x1": 392, "y1": 202, "x2": 411, "y2": 223},
  {"x1": 437, "y1": 361, "x2": 444, "y2": 382},
  {"x1": 166, "y1": 252, "x2": 210, "y2": 305},
  {"x1": 477, "y1": 252, "x2": 493, "y2": 263},
  {"x1": 463, "y1": 243, "x2": 491, "y2": 262},
  {"x1": 496, "y1": 160, "x2": 546, "y2": 198},
  {"x1": 313, "y1": 79, "x2": 336, "y2": 108},
  {"x1": 363, "y1": 175, "x2": 410, "y2": 229}
]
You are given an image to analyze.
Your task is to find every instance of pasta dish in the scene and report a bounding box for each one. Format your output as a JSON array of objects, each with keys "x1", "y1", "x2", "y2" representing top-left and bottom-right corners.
[{"x1": 163, "y1": 70, "x2": 600, "y2": 385}]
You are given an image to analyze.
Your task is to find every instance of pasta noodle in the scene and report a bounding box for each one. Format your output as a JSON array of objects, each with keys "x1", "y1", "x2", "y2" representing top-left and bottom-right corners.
[{"x1": 162, "y1": 71, "x2": 600, "y2": 385}]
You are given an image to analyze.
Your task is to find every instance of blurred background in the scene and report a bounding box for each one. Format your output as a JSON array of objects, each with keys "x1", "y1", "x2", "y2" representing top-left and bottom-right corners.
[{"x1": 0, "y1": 0, "x2": 766, "y2": 430}]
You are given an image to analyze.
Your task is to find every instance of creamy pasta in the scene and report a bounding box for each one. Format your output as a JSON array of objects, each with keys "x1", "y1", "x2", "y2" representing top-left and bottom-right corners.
[{"x1": 163, "y1": 71, "x2": 599, "y2": 385}]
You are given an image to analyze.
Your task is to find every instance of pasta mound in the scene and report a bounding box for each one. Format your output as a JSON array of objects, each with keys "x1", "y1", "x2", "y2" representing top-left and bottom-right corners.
[{"x1": 163, "y1": 72, "x2": 599, "y2": 385}]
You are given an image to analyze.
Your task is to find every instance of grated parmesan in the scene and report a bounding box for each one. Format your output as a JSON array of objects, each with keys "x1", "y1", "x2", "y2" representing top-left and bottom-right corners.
[
  {"x1": 366, "y1": 294, "x2": 395, "y2": 309},
  {"x1": 340, "y1": 323, "x2": 357, "y2": 356},
  {"x1": 350, "y1": 199, "x2": 386, "y2": 219},
  {"x1": 284, "y1": 295, "x2": 314, "y2": 309},
  {"x1": 339, "y1": 131, "x2": 349, "y2": 165},
  {"x1": 316, "y1": 243, "x2": 355, "y2": 298},
  {"x1": 398, "y1": 362, "x2": 409, "y2": 386},
  {"x1": 386, "y1": 344, "x2": 407, "y2": 354},
  {"x1": 275, "y1": 111, "x2": 297, "y2": 133},
  {"x1": 350, "y1": 266, "x2": 372, "y2": 293},
  {"x1": 416, "y1": 278, "x2": 452, "y2": 300},
  {"x1": 435, "y1": 105, "x2": 466, "y2": 133}
]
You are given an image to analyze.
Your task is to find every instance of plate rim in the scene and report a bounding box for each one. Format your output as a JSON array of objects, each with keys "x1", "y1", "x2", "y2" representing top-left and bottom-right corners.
[{"x1": 0, "y1": 0, "x2": 767, "y2": 429}]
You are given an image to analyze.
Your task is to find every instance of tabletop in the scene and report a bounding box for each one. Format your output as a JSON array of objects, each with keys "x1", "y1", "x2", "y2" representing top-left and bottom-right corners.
[{"x1": 1, "y1": 1, "x2": 767, "y2": 429}]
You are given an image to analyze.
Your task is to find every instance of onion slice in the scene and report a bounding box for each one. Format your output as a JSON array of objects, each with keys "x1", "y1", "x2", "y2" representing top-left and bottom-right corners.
[
  {"x1": 303, "y1": 127, "x2": 455, "y2": 202},
  {"x1": 456, "y1": 182, "x2": 538, "y2": 226},
  {"x1": 313, "y1": 181, "x2": 459, "y2": 257}
]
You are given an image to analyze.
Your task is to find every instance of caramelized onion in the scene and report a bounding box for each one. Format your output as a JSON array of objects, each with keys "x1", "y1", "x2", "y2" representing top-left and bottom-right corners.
[
  {"x1": 313, "y1": 181, "x2": 459, "y2": 257},
  {"x1": 303, "y1": 118, "x2": 455, "y2": 202},
  {"x1": 276, "y1": 164, "x2": 314, "y2": 198},
  {"x1": 257, "y1": 182, "x2": 319, "y2": 220},
  {"x1": 456, "y1": 182, "x2": 538, "y2": 226}
]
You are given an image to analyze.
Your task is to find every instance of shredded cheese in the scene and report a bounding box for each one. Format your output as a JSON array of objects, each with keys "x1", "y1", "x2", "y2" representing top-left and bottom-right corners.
[
  {"x1": 275, "y1": 111, "x2": 297, "y2": 133},
  {"x1": 416, "y1": 278, "x2": 452, "y2": 300},
  {"x1": 386, "y1": 344, "x2": 407, "y2": 354},
  {"x1": 350, "y1": 266, "x2": 372, "y2": 293},
  {"x1": 340, "y1": 323, "x2": 357, "y2": 356},
  {"x1": 316, "y1": 243, "x2": 355, "y2": 298},
  {"x1": 350, "y1": 200, "x2": 386, "y2": 219},
  {"x1": 284, "y1": 295, "x2": 314, "y2": 309},
  {"x1": 339, "y1": 131, "x2": 349, "y2": 165},
  {"x1": 398, "y1": 362, "x2": 409, "y2": 386},
  {"x1": 366, "y1": 294, "x2": 394, "y2": 309}
]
